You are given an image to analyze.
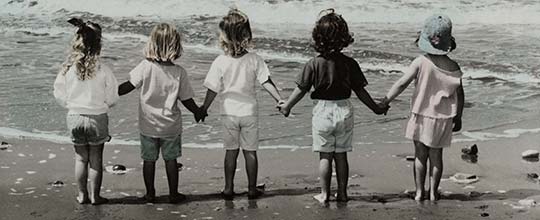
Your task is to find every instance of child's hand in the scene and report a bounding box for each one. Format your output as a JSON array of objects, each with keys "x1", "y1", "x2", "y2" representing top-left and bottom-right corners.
[
  {"x1": 195, "y1": 107, "x2": 208, "y2": 123},
  {"x1": 452, "y1": 117, "x2": 462, "y2": 132},
  {"x1": 276, "y1": 101, "x2": 290, "y2": 117},
  {"x1": 378, "y1": 102, "x2": 390, "y2": 115}
]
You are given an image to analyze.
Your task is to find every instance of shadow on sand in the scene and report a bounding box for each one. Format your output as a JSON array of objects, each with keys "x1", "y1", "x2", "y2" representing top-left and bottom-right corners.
[{"x1": 105, "y1": 188, "x2": 540, "y2": 205}]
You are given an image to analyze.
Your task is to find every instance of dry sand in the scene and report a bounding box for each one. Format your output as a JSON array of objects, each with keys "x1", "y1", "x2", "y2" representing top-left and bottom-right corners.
[{"x1": 1, "y1": 129, "x2": 540, "y2": 220}]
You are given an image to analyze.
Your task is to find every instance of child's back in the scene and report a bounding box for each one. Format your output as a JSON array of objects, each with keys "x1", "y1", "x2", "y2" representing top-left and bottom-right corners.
[
  {"x1": 129, "y1": 59, "x2": 193, "y2": 137},
  {"x1": 204, "y1": 52, "x2": 269, "y2": 116}
]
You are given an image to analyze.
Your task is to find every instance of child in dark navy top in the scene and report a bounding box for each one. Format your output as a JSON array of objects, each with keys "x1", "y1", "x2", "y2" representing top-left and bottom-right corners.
[{"x1": 278, "y1": 9, "x2": 388, "y2": 203}]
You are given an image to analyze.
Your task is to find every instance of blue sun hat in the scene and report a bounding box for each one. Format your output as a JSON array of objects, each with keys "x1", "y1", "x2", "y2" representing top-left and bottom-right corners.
[{"x1": 418, "y1": 14, "x2": 454, "y2": 55}]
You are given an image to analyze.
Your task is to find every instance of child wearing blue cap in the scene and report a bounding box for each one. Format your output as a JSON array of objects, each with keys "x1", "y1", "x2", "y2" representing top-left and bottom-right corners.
[{"x1": 381, "y1": 14, "x2": 465, "y2": 201}]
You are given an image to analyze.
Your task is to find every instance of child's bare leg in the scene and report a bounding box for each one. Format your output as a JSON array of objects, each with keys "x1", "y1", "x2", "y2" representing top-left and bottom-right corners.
[
  {"x1": 428, "y1": 148, "x2": 443, "y2": 201},
  {"x1": 142, "y1": 160, "x2": 156, "y2": 201},
  {"x1": 165, "y1": 159, "x2": 185, "y2": 203},
  {"x1": 334, "y1": 152, "x2": 349, "y2": 202},
  {"x1": 88, "y1": 144, "x2": 107, "y2": 205},
  {"x1": 314, "y1": 152, "x2": 333, "y2": 203},
  {"x1": 243, "y1": 150, "x2": 262, "y2": 199},
  {"x1": 74, "y1": 145, "x2": 90, "y2": 204},
  {"x1": 224, "y1": 149, "x2": 240, "y2": 195},
  {"x1": 413, "y1": 141, "x2": 429, "y2": 201}
]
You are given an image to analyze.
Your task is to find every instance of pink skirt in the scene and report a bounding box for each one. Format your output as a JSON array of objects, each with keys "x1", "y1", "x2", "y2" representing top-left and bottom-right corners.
[{"x1": 405, "y1": 113, "x2": 453, "y2": 148}]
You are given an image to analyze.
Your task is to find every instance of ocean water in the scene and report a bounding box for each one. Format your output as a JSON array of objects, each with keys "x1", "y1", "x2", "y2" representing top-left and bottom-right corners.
[{"x1": 0, "y1": 0, "x2": 539, "y2": 148}]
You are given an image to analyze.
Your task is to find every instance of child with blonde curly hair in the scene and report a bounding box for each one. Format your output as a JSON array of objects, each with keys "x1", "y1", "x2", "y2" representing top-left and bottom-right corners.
[{"x1": 54, "y1": 18, "x2": 118, "y2": 205}]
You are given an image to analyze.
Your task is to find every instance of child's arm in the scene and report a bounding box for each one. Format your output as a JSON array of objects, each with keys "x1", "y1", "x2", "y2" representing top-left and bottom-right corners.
[
  {"x1": 261, "y1": 78, "x2": 282, "y2": 103},
  {"x1": 453, "y1": 81, "x2": 464, "y2": 132},
  {"x1": 277, "y1": 87, "x2": 307, "y2": 117},
  {"x1": 382, "y1": 60, "x2": 419, "y2": 105},
  {"x1": 352, "y1": 86, "x2": 388, "y2": 115},
  {"x1": 118, "y1": 81, "x2": 136, "y2": 96},
  {"x1": 104, "y1": 67, "x2": 119, "y2": 107},
  {"x1": 200, "y1": 89, "x2": 218, "y2": 121},
  {"x1": 53, "y1": 72, "x2": 67, "y2": 107}
]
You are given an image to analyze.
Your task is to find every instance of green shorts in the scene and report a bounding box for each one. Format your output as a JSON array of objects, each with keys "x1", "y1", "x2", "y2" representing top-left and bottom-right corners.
[{"x1": 139, "y1": 134, "x2": 182, "y2": 161}]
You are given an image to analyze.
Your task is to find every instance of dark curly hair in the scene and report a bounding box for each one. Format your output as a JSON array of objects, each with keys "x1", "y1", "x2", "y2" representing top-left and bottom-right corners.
[{"x1": 311, "y1": 9, "x2": 354, "y2": 54}]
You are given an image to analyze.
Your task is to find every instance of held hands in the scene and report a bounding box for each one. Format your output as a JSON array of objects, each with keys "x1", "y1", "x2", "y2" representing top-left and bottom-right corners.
[
  {"x1": 376, "y1": 102, "x2": 390, "y2": 115},
  {"x1": 194, "y1": 107, "x2": 208, "y2": 123},
  {"x1": 276, "y1": 100, "x2": 291, "y2": 117},
  {"x1": 373, "y1": 96, "x2": 390, "y2": 115}
]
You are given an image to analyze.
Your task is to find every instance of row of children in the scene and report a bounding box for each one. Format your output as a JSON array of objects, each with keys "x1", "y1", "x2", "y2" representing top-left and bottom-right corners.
[{"x1": 53, "y1": 8, "x2": 464, "y2": 205}]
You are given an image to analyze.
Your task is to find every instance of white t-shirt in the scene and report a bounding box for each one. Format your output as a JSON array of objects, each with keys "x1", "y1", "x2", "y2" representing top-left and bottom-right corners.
[
  {"x1": 203, "y1": 52, "x2": 270, "y2": 117},
  {"x1": 53, "y1": 63, "x2": 119, "y2": 115},
  {"x1": 129, "y1": 60, "x2": 194, "y2": 137}
]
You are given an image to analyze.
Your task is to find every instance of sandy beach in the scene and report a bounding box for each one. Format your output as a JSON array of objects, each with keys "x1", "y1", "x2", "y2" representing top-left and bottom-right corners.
[
  {"x1": 2, "y1": 118, "x2": 540, "y2": 219},
  {"x1": 2, "y1": 1, "x2": 540, "y2": 219}
]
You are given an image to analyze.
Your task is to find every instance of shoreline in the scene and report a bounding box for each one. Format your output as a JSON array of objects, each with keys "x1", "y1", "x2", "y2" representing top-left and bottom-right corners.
[{"x1": 2, "y1": 128, "x2": 540, "y2": 219}]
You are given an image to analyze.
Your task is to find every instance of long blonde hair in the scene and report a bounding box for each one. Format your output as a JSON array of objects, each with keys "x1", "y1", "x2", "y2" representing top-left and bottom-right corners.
[
  {"x1": 144, "y1": 23, "x2": 183, "y2": 63},
  {"x1": 218, "y1": 9, "x2": 252, "y2": 56},
  {"x1": 61, "y1": 19, "x2": 102, "y2": 80}
]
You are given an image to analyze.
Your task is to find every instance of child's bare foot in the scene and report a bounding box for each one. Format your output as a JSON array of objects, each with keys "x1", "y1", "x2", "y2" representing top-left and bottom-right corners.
[
  {"x1": 313, "y1": 193, "x2": 329, "y2": 203},
  {"x1": 248, "y1": 188, "x2": 264, "y2": 200},
  {"x1": 76, "y1": 193, "x2": 90, "y2": 204},
  {"x1": 429, "y1": 191, "x2": 441, "y2": 201},
  {"x1": 336, "y1": 193, "x2": 348, "y2": 202},
  {"x1": 143, "y1": 193, "x2": 156, "y2": 203},
  {"x1": 91, "y1": 196, "x2": 109, "y2": 205},
  {"x1": 169, "y1": 193, "x2": 187, "y2": 204},
  {"x1": 414, "y1": 190, "x2": 425, "y2": 201}
]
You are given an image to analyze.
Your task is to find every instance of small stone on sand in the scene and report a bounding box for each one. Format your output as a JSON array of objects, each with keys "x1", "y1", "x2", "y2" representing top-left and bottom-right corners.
[
  {"x1": 461, "y1": 144, "x2": 478, "y2": 155},
  {"x1": 48, "y1": 153, "x2": 56, "y2": 159},
  {"x1": 156, "y1": 208, "x2": 163, "y2": 211},
  {"x1": 17, "y1": 153, "x2": 25, "y2": 157},
  {"x1": 450, "y1": 173, "x2": 479, "y2": 184},
  {"x1": 26, "y1": 171, "x2": 36, "y2": 174},
  {"x1": 405, "y1": 156, "x2": 415, "y2": 161},
  {"x1": 519, "y1": 199, "x2": 537, "y2": 207},
  {"x1": 52, "y1": 180, "x2": 64, "y2": 187},
  {"x1": 0, "y1": 142, "x2": 11, "y2": 150},
  {"x1": 527, "y1": 173, "x2": 539, "y2": 179},
  {"x1": 522, "y1": 150, "x2": 539, "y2": 158},
  {"x1": 38, "y1": 160, "x2": 46, "y2": 164},
  {"x1": 497, "y1": 190, "x2": 507, "y2": 193}
]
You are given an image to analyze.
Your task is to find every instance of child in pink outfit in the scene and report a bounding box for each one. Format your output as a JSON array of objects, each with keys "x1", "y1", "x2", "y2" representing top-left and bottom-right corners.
[{"x1": 382, "y1": 14, "x2": 465, "y2": 201}]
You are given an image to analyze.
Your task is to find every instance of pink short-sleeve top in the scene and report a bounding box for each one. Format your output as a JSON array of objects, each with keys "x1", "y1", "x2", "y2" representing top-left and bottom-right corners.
[{"x1": 409, "y1": 55, "x2": 463, "y2": 119}]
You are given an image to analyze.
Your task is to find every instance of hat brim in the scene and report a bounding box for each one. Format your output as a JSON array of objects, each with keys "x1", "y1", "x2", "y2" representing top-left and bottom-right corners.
[{"x1": 418, "y1": 35, "x2": 451, "y2": 55}]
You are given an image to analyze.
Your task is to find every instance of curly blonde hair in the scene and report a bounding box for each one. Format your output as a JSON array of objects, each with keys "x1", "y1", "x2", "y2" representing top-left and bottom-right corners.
[
  {"x1": 60, "y1": 21, "x2": 102, "y2": 80},
  {"x1": 218, "y1": 9, "x2": 252, "y2": 56},
  {"x1": 144, "y1": 23, "x2": 183, "y2": 63}
]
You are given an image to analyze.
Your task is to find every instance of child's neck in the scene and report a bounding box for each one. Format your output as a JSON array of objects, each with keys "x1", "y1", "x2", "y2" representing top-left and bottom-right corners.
[{"x1": 231, "y1": 50, "x2": 248, "y2": 58}]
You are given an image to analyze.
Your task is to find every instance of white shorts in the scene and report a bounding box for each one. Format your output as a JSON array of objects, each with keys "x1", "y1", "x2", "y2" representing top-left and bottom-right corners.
[
  {"x1": 312, "y1": 99, "x2": 354, "y2": 153},
  {"x1": 222, "y1": 116, "x2": 259, "y2": 151}
]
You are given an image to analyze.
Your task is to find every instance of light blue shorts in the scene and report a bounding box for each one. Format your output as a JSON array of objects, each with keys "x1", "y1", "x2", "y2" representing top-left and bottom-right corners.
[
  {"x1": 66, "y1": 113, "x2": 111, "y2": 146},
  {"x1": 140, "y1": 134, "x2": 182, "y2": 161},
  {"x1": 312, "y1": 99, "x2": 354, "y2": 153}
]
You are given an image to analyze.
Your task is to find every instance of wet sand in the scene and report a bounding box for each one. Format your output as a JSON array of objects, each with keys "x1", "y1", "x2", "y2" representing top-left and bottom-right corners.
[{"x1": 1, "y1": 126, "x2": 540, "y2": 220}]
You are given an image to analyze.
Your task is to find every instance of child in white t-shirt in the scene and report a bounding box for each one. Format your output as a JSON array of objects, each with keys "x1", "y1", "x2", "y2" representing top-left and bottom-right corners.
[
  {"x1": 201, "y1": 9, "x2": 282, "y2": 200},
  {"x1": 53, "y1": 18, "x2": 118, "y2": 205},
  {"x1": 118, "y1": 23, "x2": 205, "y2": 203}
]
